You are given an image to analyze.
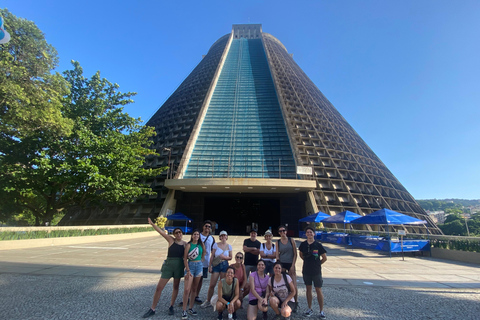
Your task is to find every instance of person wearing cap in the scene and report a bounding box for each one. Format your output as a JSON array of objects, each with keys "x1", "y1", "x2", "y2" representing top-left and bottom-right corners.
[
  {"x1": 260, "y1": 229, "x2": 276, "y2": 276},
  {"x1": 201, "y1": 230, "x2": 232, "y2": 309},
  {"x1": 243, "y1": 228, "x2": 261, "y2": 277}
]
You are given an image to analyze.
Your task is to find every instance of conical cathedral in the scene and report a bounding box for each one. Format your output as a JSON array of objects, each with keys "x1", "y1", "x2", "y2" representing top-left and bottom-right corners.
[{"x1": 65, "y1": 24, "x2": 441, "y2": 235}]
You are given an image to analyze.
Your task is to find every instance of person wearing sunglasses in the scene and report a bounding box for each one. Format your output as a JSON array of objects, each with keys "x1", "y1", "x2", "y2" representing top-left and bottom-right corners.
[
  {"x1": 275, "y1": 225, "x2": 298, "y2": 312},
  {"x1": 142, "y1": 218, "x2": 187, "y2": 318},
  {"x1": 196, "y1": 220, "x2": 215, "y2": 306},
  {"x1": 230, "y1": 252, "x2": 249, "y2": 301}
]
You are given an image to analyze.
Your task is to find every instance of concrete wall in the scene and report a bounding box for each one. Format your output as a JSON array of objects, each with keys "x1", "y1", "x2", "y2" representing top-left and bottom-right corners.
[{"x1": 431, "y1": 247, "x2": 480, "y2": 265}]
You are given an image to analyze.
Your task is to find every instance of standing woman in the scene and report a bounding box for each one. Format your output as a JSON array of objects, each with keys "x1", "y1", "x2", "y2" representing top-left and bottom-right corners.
[
  {"x1": 275, "y1": 225, "x2": 298, "y2": 311},
  {"x1": 203, "y1": 230, "x2": 233, "y2": 308},
  {"x1": 268, "y1": 262, "x2": 296, "y2": 320},
  {"x1": 230, "y1": 252, "x2": 250, "y2": 300},
  {"x1": 142, "y1": 218, "x2": 186, "y2": 318},
  {"x1": 181, "y1": 230, "x2": 206, "y2": 319},
  {"x1": 247, "y1": 260, "x2": 269, "y2": 320},
  {"x1": 260, "y1": 230, "x2": 276, "y2": 276},
  {"x1": 216, "y1": 266, "x2": 241, "y2": 320}
]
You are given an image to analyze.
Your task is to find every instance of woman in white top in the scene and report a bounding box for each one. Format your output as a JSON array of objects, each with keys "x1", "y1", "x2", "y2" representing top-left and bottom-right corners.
[
  {"x1": 202, "y1": 230, "x2": 233, "y2": 308},
  {"x1": 259, "y1": 229, "x2": 276, "y2": 276}
]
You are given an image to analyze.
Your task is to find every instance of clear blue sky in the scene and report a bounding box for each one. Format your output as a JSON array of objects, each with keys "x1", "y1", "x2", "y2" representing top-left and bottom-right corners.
[{"x1": 3, "y1": 0, "x2": 479, "y2": 200}]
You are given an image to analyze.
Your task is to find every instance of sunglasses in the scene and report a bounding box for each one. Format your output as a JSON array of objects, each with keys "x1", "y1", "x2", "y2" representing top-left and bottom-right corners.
[
  {"x1": 279, "y1": 230, "x2": 286, "y2": 233},
  {"x1": 204, "y1": 225, "x2": 211, "y2": 228},
  {"x1": 236, "y1": 256, "x2": 243, "y2": 259}
]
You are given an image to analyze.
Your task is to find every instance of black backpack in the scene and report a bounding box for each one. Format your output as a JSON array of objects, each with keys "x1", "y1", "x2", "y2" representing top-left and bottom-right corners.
[{"x1": 270, "y1": 272, "x2": 291, "y2": 294}]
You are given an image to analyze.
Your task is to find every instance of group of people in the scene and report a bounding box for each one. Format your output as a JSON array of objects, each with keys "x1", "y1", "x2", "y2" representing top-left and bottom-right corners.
[{"x1": 142, "y1": 219, "x2": 327, "y2": 320}]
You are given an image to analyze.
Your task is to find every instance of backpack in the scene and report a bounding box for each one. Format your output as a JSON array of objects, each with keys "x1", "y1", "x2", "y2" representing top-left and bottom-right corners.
[{"x1": 270, "y1": 272, "x2": 291, "y2": 294}]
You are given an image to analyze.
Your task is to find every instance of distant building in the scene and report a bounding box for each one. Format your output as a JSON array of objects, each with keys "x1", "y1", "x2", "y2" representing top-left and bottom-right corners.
[{"x1": 62, "y1": 24, "x2": 442, "y2": 235}]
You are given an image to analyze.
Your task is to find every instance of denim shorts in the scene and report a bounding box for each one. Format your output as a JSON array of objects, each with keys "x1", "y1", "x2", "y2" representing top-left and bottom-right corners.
[
  {"x1": 185, "y1": 261, "x2": 203, "y2": 277},
  {"x1": 212, "y1": 260, "x2": 229, "y2": 273}
]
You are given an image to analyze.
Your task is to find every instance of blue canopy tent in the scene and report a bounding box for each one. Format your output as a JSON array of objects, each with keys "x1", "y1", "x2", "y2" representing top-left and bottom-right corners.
[
  {"x1": 298, "y1": 211, "x2": 330, "y2": 238},
  {"x1": 299, "y1": 211, "x2": 331, "y2": 223},
  {"x1": 165, "y1": 212, "x2": 193, "y2": 234},
  {"x1": 322, "y1": 210, "x2": 362, "y2": 235},
  {"x1": 349, "y1": 208, "x2": 428, "y2": 256},
  {"x1": 349, "y1": 208, "x2": 426, "y2": 226}
]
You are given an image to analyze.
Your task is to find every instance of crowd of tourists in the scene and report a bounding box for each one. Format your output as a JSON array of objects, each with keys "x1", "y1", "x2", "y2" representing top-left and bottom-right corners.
[{"x1": 142, "y1": 219, "x2": 327, "y2": 320}]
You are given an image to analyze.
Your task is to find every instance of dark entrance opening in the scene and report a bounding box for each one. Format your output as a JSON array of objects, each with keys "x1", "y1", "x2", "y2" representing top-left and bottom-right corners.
[{"x1": 204, "y1": 196, "x2": 281, "y2": 235}]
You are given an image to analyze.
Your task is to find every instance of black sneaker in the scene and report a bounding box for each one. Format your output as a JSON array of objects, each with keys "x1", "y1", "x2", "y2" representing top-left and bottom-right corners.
[
  {"x1": 262, "y1": 311, "x2": 268, "y2": 320},
  {"x1": 181, "y1": 310, "x2": 188, "y2": 319},
  {"x1": 194, "y1": 296, "x2": 203, "y2": 304},
  {"x1": 292, "y1": 302, "x2": 298, "y2": 313},
  {"x1": 217, "y1": 312, "x2": 223, "y2": 320},
  {"x1": 142, "y1": 308, "x2": 155, "y2": 318},
  {"x1": 168, "y1": 305, "x2": 174, "y2": 315},
  {"x1": 188, "y1": 308, "x2": 197, "y2": 316},
  {"x1": 232, "y1": 312, "x2": 237, "y2": 320}
]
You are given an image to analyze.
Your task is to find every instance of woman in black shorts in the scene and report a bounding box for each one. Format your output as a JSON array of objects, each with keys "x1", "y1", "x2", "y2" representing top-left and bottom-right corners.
[{"x1": 143, "y1": 218, "x2": 186, "y2": 318}]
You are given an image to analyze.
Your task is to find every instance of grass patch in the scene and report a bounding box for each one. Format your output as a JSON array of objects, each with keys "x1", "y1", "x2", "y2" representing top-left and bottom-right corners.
[{"x1": 0, "y1": 226, "x2": 153, "y2": 241}]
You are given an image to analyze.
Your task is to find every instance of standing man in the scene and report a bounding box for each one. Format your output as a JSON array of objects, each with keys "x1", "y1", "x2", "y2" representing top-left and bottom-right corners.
[
  {"x1": 298, "y1": 226, "x2": 327, "y2": 319},
  {"x1": 243, "y1": 228, "x2": 261, "y2": 276},
  {"x1": 197, "y1": 220, "x2": 215, "y2": 306}
]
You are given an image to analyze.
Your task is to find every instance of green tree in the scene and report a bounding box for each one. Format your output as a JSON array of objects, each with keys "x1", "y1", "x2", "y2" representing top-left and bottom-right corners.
[
  {"x1": 0, "y1": 9, "x2": 72, "y2": 140},
  {"x1": 1, "y1": 61, "x2": 163, "y2": 225}
]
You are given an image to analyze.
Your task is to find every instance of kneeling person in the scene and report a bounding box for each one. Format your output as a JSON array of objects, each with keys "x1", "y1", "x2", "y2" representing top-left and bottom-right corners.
[
  {"x1": 268, "y1": 262, "x2": 296, "y2": 320},
  {"x1": 216, "y1": 266, "x2": 241, "y2": 320}
]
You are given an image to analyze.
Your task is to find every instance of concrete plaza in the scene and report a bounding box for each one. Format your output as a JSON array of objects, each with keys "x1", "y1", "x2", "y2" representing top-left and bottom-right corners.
[{"x1": 0, "y1": 233, "x2": 479, "y2": 319}]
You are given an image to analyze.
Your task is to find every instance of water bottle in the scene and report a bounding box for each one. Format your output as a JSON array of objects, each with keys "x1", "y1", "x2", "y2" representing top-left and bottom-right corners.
[{"x1": 228, "y1": 312, "x2": 233, "y2": 319}]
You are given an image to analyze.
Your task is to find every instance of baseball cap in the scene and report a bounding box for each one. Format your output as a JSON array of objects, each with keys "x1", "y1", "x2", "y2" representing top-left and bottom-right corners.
[
  {"x1": 219, "y1": 230, "x2": 228, "y2": 236},
  {"x1": 264, "y1": 230, "x2": 272, "y2": 236}
]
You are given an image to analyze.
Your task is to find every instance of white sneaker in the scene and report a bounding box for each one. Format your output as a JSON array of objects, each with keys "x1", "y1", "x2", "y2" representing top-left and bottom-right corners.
[{"x1": 200, "y1": 300, "x2": 211, "y2": 309}]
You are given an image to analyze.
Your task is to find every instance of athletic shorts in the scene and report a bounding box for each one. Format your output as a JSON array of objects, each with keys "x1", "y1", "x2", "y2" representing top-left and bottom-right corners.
[
  {"x1": 212, "y1": 260, "x2": 229, "y2": 273},
  {"x1": 161, "y1": 257, "x2": 184, "y2": 279},
  {"x1": 185, "y1": 261, "x2": 203, "y2": 277},
  {"x1": 303, "y1": 273, "x2": 323, "y2": 288}
]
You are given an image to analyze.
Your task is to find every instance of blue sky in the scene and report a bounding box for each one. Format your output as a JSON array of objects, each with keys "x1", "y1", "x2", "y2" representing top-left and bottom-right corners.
[{"x1": 3, "y1": 0, "x2": 479, "y2": 200}]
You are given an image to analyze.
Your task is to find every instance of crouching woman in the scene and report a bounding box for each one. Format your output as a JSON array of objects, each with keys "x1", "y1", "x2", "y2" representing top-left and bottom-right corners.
[
  {"x1": 268, "y1": 262, "x2": 296, "y2": 320},
  {"x1": 216, "y1": 266, "x2": 241, "y2": 320}
]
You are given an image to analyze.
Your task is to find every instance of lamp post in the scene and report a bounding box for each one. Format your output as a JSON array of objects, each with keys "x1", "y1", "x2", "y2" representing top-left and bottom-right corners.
[{"x1": 164, "y1": 147, "x2": 171, "y2": 179}]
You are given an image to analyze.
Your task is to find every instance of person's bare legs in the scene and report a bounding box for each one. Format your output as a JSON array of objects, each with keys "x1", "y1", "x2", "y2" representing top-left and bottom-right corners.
[
  {"x1": 182, "y1": 275, "x2": 193, "y2": 312},
  {"x1": 315, "y1": 287, "x2": 324, "y2": 312},
  {"x1": 269, "y1": 296, "x2": 281, "y2": 315},
  {"x1": 306, "y1": 284, "x2": 313, "y2": 309},
  {"x1": 170, "y1": 278, "x2": 180, "y2": 307},
  {"x1": 150, "y1": 278, "x2": 169, "y2": 309},
  {"x1": 206, "y1": 272, "x2": 220, "y2": 302},
  {"x1": 188, "y1": 276, "x2": 201, "y2": 310},
  {"x1": 247, "y1": 304, "x2": 259, "y2": 320}
]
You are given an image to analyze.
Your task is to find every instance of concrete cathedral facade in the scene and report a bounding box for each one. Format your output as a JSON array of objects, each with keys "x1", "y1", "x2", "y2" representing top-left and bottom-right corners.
[{"x1": 63, "y1": 24, "x2": 442, "y2": 235}]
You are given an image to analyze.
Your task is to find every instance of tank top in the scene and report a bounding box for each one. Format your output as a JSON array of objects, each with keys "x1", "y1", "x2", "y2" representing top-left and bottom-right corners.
[
  {"x1": 221, "y1": 278, "x2": 237, "y2": 301},
  {"x1": 232, "y1": 264, "x2": 245, "y2": 286},
  {"x1": 187, "y1": 243, "x2": 203, "y2": 261},
  {"x1": 167, "y1": 242, "x2": 185, "y2": 258},
  {"x1": 278, "y1": 238, "x2": 294, "y2": 263}
]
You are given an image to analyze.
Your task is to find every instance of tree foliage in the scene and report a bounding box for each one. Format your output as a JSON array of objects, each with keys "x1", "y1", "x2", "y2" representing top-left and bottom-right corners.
[
  {"x1": 0, "y1": 8, "x2": 72, "y2": 140},
  {"x1": 439, "y1": 213, "x2": 480, "y2": 236},
  {"x1": 0, "y1": 10, "x2": 163, "y2": 225}
]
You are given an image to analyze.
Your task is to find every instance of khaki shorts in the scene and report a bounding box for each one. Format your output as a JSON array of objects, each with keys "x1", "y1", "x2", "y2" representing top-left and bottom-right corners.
[{"x1": 161, "y1": 257, "x2": 184, "y2": 279}]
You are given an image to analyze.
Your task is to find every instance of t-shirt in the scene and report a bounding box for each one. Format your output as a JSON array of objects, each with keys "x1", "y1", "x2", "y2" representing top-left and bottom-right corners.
[
  {"x1": 298, "y1": 240, "x2": 327, "y2": 275},
  {"x1": 200, "y1": 233, "x2": 215, "y2": 268},
  {"x1": 243, "y1": 238, "x2": 261, "y2": 266},
  {"x1": 260, "y1": 242, "x2": 276, "y2": 263},
  {"x1": 248, "y1": 271, "x2": 270, "y2": 301},
  {"x1": 271, "y1": 274, "x2": 294, "y2": 303}
]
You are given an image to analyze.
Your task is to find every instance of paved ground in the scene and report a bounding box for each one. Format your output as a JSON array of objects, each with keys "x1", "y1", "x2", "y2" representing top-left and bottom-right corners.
[{"x1": 0, "y1": 235, "x2": 479, "y2": 319}]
